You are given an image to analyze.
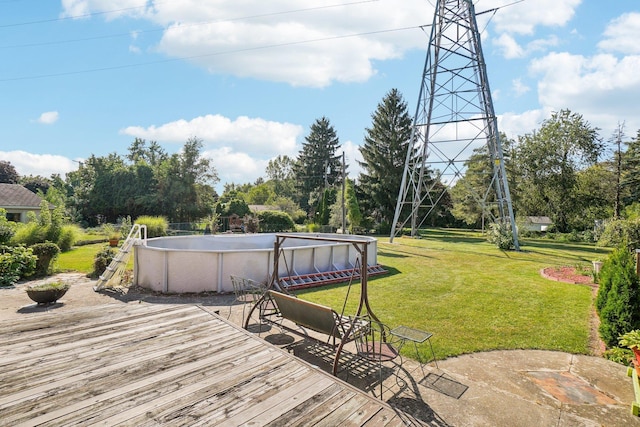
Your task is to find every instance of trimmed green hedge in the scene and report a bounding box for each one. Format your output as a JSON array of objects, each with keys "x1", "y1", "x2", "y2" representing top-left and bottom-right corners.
[{"x1": 257, "y1": 211, "x2": 294, "y2": 232}]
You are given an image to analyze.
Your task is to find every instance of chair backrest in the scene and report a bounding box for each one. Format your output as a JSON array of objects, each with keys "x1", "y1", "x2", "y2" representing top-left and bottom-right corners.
[
  {"x1": 351, "y1": 315, "x2": 400, "y2": 362},
  {"x1": 230, "y1": 275, "x2": 264, "y2": 301},
  {"x1": 268, "y1": 290, "x2": 342, "y2": 338}
]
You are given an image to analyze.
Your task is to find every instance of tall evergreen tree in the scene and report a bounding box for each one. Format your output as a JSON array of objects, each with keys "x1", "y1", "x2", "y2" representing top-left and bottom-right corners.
[
  {"x1": 293, "y1": 117, "x2": 342, "y2": 213},
  {"x1": 358, "y1": 89, "x2": 412, "y2": 224},
  {"x1": 622, "y1": 130, "x2": 640, "y2": 207}
]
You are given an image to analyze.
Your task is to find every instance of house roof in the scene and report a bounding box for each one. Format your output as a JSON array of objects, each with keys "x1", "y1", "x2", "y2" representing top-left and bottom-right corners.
[
  {"x1": 526, "y1": 216, "x2": 553, "y2": 224},
  {"x1": 248, "y1": 204, "x2": 280, "y2": 212},
  {"x1": 0, "y1": 183, "x2": 44, "y2": 209}
]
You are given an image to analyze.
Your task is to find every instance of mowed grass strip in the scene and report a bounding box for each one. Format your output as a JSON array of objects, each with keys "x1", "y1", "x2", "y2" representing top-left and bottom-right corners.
[
  {"x1": 299, "y1": 229, "x2": 609, "y2": 361},
  {"x1": 57, "y1": 242, "x2": 134, "y2": 274}
]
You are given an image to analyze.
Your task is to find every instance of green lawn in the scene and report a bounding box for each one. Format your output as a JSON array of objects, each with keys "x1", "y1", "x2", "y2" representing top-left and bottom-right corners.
[
  {"x1": 298, "y1": 229, "x2": 610, "y2": 361},
  {"x1": 56, "y1": 243, "x2": 104, "y2": 274},
  {"x1": 54, "y1": 229, "x2": 609, "y2": 362},
  {"x1": 56, "y1": 242, "x2": 133, "y2": 274}
]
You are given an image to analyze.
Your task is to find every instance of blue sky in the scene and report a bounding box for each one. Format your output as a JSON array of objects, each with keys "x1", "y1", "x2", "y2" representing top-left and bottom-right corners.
[{"x1": 1, "y1": 0, "x2": 640, "y2": 192}]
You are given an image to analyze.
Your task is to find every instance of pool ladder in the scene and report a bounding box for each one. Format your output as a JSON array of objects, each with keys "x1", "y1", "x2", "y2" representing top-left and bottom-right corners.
[{"x1": 94, "y1": 224, "x2": 147, "y2": 291}]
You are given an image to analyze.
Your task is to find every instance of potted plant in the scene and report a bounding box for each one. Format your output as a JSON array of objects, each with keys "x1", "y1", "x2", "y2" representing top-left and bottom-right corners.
[
  {"x1": 26, "y1": 281, "x2": 70, "y2": 305},
  {"x1": 102, "y1": 224, "x2": 120, "y2": 247},
  {"x1": 619, "y1": 330, "x2": 640, "y2": 374}
]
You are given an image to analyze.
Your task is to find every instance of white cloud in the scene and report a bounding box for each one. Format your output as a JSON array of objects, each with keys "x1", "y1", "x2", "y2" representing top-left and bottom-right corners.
[
  {"x1": 0, "y1": 151, "x2": 78, "y2": 177},
  {"x1": 35, "y1": 111, "x2": 59, "y2": 125},
  {"x1": 511, "y1": 78, "x2": 530, "y2": 97},
  {"x1": 204, "y1": 147, "x2": 265, "y2": 186},
  {"x1": 481, "y1": 0, "x2": 581, "y2": 36},
  {"x1": 598, "y1": 12, "x2": 640, "y2": 54},
  {"x1": 60, "y1": 0, "x2": 431, "y2": 87},
  {"x1": 121, "y1": 113, "x2": 308, "y2": 189},
  {"x1": 60, "y1": 0, "x2": 151, "y2": 20},
  {"x1": 342, "y1": 140, "x2": 363, "y2": 181},
  {"x1": 498, "y1": 109, "x2": 548, "y2": 139},
  {"x1": 59, "y1": 1, "x2": 585, "y2": 87},
  {"x1": 121, "y1": 114, "x2": 303, "y2": 157},
  {"x1": 493, "y1": 33, "x2": 524, "y2": 59},
  {"x1": 529, "y1": 51, "x2": 640, "y2": 135}
]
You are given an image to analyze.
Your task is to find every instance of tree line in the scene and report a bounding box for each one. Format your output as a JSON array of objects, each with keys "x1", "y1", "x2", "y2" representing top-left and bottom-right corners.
[{"x1": 1, "y1": 88, "x2": 639, "y2": 240}]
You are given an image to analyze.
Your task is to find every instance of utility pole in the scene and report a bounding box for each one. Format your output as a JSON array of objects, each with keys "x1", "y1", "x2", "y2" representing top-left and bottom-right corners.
[
  {"x1": 390, "y1": 0, "x2": 519, "y2": 250},
  {"x1": 341, "y1": 152, "x2": 346, "y2": 234}
]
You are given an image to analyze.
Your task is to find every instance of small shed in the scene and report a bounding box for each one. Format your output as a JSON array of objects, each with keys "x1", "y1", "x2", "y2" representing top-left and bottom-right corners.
[
  {"x1": 524, "y1": 216, "x2": 553, "y2": 232},
  {"x1": 0, "y1": 183, "x2": 46, "y2": 223}
]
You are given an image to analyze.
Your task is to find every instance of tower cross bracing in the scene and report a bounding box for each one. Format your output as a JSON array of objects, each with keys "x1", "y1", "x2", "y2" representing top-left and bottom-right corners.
[{"x1": 390, "y1": 0, "x2": 519, "y2": 250}]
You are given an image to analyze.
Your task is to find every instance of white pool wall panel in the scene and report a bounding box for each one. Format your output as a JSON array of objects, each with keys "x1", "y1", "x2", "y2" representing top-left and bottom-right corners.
[{"x1": 133, "y1": 233, "x2": 377, "y2": 294}]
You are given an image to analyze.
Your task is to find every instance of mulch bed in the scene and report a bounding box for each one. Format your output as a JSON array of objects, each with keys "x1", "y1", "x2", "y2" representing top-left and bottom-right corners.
[{"x1": 540, "y1": 266, "x2": 595, "y2": 286}]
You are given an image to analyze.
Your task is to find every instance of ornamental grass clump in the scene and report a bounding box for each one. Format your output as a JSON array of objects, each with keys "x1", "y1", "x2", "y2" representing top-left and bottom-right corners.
[{"x1": 134, "y1": 216, "x2": 168, "y2": 238}]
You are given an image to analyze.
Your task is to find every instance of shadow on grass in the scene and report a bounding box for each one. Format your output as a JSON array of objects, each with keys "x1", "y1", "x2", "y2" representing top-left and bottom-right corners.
[{"x1": 377, "y1": 249, "x2": 410, "y2": 258}]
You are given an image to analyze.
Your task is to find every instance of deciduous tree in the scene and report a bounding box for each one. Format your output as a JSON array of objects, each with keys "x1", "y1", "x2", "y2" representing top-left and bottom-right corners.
[
  {"x1": 0, "y1": 160, "x2": 19, "y2": 184},
  {"x1": 514, "y1": 109, "x2": 603, "y2": 232}
]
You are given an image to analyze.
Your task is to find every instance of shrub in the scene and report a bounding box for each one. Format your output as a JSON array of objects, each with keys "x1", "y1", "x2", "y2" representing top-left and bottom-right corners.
[
  {"x1": 90, "y1": 245, "x2": 116, "y2": 279},
  {"x1": 31, "y1": 242, "x2": 61, "y2": 276},
  {"x1": 118, "y1": 216, "x2": 133, "y2": 238},
  {"x1": 603, "y1": 347, "x2": 633, "y2": 365},
  {"x1": 375, "y1": 221, "x2": 392, "y2": 235},
  {"x1": 596, "y1": 245, "x2": 640, "y2": 347},
  {"x1": 487, "y1": 221, "x2": 515, "y2": 250},
  {"x1": 0, "y1": 208, "x2": 16, "y2": 244},
  {"x1": 598, "y1": 218, "x2": 640, "y2": 250},
  {"x1": 8, "y1": 203, "x2": 77, "y2": 250},
  {"x1": 11, "y1": 221, "x2": 46, "y2": 246},
  {"x1": 45, "y1": 203, "x2": 64, "y2": 244},
  {"x1": 135, "y1": 216, "x2": 168, "y2": 238},
  {"x1": 57, "y1": 224, "x2": 81, "y2": 252},
  {"x1": 257, "y1": 210, "x2": 294, "y2": 232},
  {"x1": 0, "y1": 223, "x2": 14, "y2": 245},
  {"x1": 0, "y1": 245, "x2": 37, "y2": 286}
]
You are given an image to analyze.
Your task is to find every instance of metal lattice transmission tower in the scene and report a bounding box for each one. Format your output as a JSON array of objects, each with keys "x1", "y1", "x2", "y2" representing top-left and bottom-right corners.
[{"x1": 390, "y1": 0, "x2": 519, "y2": 250}]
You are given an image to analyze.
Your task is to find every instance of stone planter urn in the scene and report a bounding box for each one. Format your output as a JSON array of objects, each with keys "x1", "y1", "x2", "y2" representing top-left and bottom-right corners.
[
  {"x1": 26, "y1": 282, "x2": 70, "y2": 305},
  {"x1": 592, "y1": 260, "x2": 603, "y2": 275}
]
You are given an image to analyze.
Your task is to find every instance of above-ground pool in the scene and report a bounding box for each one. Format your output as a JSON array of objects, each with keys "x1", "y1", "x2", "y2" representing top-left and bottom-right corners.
[{"x1": 134, "y1": 233, "x2": 379, "y2": 294}]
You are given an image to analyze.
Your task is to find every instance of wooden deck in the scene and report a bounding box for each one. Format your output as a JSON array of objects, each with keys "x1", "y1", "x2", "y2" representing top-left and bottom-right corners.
[{"x1": 0, "y1": 303, "x2": 425, "y2": 426}]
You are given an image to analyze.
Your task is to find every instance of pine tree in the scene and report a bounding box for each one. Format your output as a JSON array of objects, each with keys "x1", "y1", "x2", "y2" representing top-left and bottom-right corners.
[
  {"x1": 293, "y1": 117, "x2": 342, "y2": 213},
  {"x1": 622, "y1": 130, "x2": 640, "y2": 206},
  {"x1": 358, "y1": 89, "x2": 412, "y2": 224}
]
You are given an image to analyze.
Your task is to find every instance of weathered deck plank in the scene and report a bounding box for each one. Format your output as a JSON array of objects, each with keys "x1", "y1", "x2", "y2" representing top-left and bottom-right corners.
[{"x1": 0, "y1": 303, "x2": 424, "y2": 426}]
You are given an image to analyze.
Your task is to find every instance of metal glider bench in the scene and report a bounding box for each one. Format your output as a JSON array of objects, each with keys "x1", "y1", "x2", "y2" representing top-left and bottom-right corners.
[{"x1": 254, "y1": 290, "x2": 363, "y2": 374}]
